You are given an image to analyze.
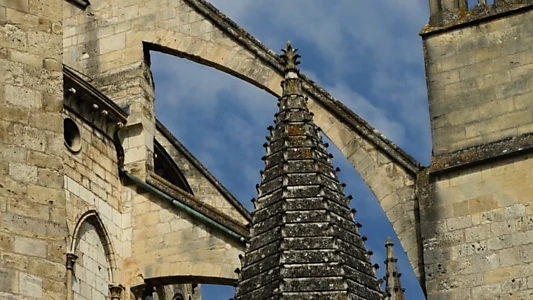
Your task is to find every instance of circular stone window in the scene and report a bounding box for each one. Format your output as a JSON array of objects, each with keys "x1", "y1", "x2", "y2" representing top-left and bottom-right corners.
[{"x1": 64, "y1": 118, "x2": 82, "y2": 153}]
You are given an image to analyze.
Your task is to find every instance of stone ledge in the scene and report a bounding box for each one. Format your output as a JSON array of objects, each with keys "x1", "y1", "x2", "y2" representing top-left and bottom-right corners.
[
  {"x1": 429, "y1": 133, "x2": 533, "y2": 174},
  {"x1": 146, "y1": 171, "x2": 250, "y2": 238},
  {"x1": 64, "y1": 66, "x2": 129, "y2": 140},
  {"x1": 422, "y1": 1, "x2": 533, "y2": 37},
  {"x1": 184, "y1": 0, "x2": 423, "y2": 176}
]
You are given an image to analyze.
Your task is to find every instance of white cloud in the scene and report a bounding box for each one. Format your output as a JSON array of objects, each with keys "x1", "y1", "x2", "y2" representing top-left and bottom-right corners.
[
  {"x1": 211, "y1": 0, "x2": 428, "y2": 65},
  {"x1": 153, "y1": 53, "x2": 274, "y2": 118},
  {"x1": 210, "y1": 0, "x2": 432, "y2": 160}
]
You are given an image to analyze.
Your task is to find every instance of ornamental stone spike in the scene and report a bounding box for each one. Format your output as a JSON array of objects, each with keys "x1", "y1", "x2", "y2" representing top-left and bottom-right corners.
[
  {"x1": 384, "y1": 237, "x2": 405, "y2": 300},
  {"x1": 280, "y1": 41, "x2": 301, "y2": 75},
  {"x1": 280, "y1": 41, "x2": 304, "y2": 97}
]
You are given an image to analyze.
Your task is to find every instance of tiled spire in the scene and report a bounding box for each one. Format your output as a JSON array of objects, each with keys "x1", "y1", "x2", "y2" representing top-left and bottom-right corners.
[
  {"x1": 383, "y1": 237, "x2": 405, "y2": 300},
  {"x1": 233, "y1": 42, "x2": 383, "y2": 300}
]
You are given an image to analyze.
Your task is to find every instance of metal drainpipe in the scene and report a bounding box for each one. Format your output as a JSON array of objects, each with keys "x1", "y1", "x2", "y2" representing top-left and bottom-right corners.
[
  {"x1": 113, "y1": 128, "x2": 125, "y2": 175},
  {"x1": 113, "y1": 128, "x2": 247, "y2": 245}
]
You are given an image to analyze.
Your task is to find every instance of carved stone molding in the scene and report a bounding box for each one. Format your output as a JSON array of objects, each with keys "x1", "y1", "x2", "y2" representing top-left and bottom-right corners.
[
  {"x1": 66, "y1": 253, "x2": 78, "y2": 271},
  {"x1": 63, "y1": 66, "x2": 128, "y2": 139}
]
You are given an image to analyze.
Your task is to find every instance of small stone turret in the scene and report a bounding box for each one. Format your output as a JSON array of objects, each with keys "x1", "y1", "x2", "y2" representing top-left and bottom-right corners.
[
  {"x1": 233, "y1": 42, "x2": 383, "y2": 299},
  {"x1": 383, "y1": 238, "x2": 405, "y2": 300},
  {"x1": 427, "y1": 0, "x2": 533, "y2": 27},
  {"x1": 428, "y1": 0, "x2": 468, "y2": 25}
]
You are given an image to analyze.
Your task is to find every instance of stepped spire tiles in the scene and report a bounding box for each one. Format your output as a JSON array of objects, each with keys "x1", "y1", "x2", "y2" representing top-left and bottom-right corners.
[{"x1": 233, "y1": 42, "x2": 384, "y2": 300}]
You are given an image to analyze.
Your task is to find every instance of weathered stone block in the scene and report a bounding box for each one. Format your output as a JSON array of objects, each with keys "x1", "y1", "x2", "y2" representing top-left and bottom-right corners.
[
  {"x1": 1, "y1": 23, "x2": 28, "y2": 51},
  {"x1": 0, "y1": 6, "x2": 6, "y2": 25},
  {"x1": 99, "y1": 33, "x2": 126, "y2": 55},
  {"x1": 19, "y1": 272, "x2": 43, "y2": 298},
  {"x1": 0, "y1": 268, "x2": 19, "y2": 294},
  {"x1": 8, "y1": 161, "x2": 37, "y2": 183},
  {"x1": 5, "y1": 84, "x2": 41, "y2": 108}
]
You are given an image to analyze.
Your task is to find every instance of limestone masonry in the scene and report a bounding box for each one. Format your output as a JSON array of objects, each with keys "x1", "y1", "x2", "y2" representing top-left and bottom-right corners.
[{"x1": 0, "y1": 0, "x2": 532, "y2": 299}]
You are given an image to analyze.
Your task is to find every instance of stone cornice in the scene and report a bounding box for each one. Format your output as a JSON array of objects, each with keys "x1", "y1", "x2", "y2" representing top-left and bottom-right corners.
[
  {"x1": 63, "y1": 65, "x2": 128, "y2": 137},
  {"x1": 430, "y1": 133, "x2": 533, "y2": 174},
  {"x1": 184, "y1": 0, "x2": 423, "y2": 176}
]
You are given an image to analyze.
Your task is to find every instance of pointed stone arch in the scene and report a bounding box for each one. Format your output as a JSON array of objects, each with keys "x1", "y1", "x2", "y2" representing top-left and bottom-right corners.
[{"x1": 70, "y1": 210, "x2": 119, "y2": 283}]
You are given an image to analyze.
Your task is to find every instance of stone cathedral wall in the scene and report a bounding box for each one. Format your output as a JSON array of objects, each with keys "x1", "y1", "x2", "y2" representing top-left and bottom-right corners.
[
  {"x1": 61, "y1": 0, "x2": 251, "y2": 295},
  {"x1": 62, "y1": 109, "x2": 126, "y2": 286},
  {"x1": 2, "y1": 1, "x2": 246, "y2": 298},
  {"x1": 424, "y1": 153, "x2": 533, "y2": 299},
  {"x1": 61, "y1": 72, "x2": 230, "y2": 297},
  {"x1": 62, "y1": 60, "x2": 245, "y2": 298},
  {"x1": 0, "y1": 0, "x2": 67, "y2": 299},
  {"x1": 422, "y1": 3, "x2": 533, "y2": 299}
]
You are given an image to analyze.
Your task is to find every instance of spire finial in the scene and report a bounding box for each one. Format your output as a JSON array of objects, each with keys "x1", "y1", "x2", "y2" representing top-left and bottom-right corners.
[
  {"x1": 384, "y1": 237, "x2": 405, "y2": 300},
  {"x1": 281, "y1": 41, "x2": 301, "y2": 75}
]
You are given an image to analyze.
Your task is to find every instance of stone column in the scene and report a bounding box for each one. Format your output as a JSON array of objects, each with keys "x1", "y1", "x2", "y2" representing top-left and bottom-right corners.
[
  {"x1": 109, "y1": 284, "x2": 125, "y2": 300},
  {"x1": 428, "y1": 0, "x2": 439, "y2": 19},
  {"x1": 438, "y1": 0, "x2": 468, "y2": 14},
  {"x1": 66, "y1": 253, "x2": 78, "y2": 300}
]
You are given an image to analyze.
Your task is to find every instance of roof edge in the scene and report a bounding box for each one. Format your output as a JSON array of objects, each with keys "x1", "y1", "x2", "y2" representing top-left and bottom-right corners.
[
  {"x1": 155, "y1": 119, "x2": 252, "y2": 222},
  {"x1": 183, "y1": 0, "x2": 423, "y2": 175},
  {"x1": 147, "y1": 171, "x2": 250, "y2": 237}
]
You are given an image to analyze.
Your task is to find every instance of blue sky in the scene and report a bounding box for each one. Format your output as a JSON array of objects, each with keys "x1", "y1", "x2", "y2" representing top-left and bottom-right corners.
[{"x1": 151, "y1": 0, "x2": 435, "y2": 299}]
